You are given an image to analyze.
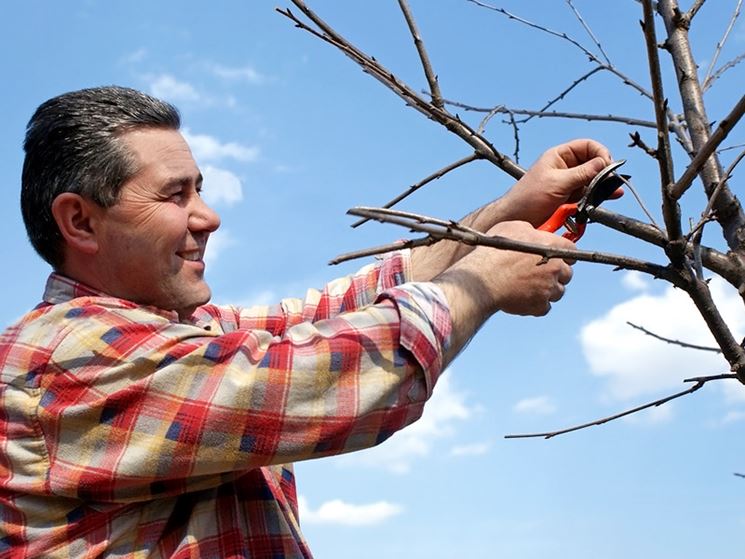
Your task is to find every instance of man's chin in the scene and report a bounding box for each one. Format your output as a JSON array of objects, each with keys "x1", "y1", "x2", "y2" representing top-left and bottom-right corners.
[{"x1": 175, "y1": 285, "x2": 212, "y2": 320}]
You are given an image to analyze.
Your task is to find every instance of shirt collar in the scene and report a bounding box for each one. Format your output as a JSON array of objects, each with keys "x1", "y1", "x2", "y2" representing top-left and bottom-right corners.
[{"x1": 42, "y1": 272, "x2": 182, "y2": 322}]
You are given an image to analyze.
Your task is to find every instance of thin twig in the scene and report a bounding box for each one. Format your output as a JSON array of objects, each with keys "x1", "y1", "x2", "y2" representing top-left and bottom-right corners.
[
  {"x1": 669, "y1": 93, "x2": 745, "y2": 200},
  {"x1": 398, "y1": 0, "x2": 443, "y2": 108},
  {"x1": 723, "y1": 149, "x2": 745, "y2": 181},
  {"x1": 505, "y1": 374, "x2": 736, "y2": 439},
  {"x1": 351, "y1": 153, "x2": 481, "y2": 228},
  {"x1": 688, "y1": 154, "x2": 742, "y2": 239},
  {"x1": 704, "y1": 52, "x2": 745, "y2": 91},
  {"x1": 278, "y1": 1, "x2": 526, "y2": 179},
  {"x1": 590, "y1": 207, "x2": 745, "y2": 299},
  {"x1": 506, "y1": 111, "x2": 520, "y2": 163},
  {"x1": 626, "y1": 321, "x2": 722, "y2": 352},
  {"x1": 719, "y1": 142, "x2": 745, "y2": 153},
  {"x1": 520, "y1": 67, "x2": 606, "y2": 124},
  {"x1": 566, "y1": 0, "x2": 612, "y2": 65},
  {"x1": 628, "y1": 131, "x2": 659, "y2": 158},
  {"x1": 619, "y1": 174, "x2": 661, "y2": 230},
  {"x1": 683, "y1": 0, "x2": 707, "y2": 23},
  {"x1": 701, "y1": 0, "x2": 742, "y2": 90},
  {"x1": 337, "y1": 207, "x2": 680, "y2": 282},
  {"x1": 642, "y1": 0, "x2": 682, "y2": 249},
  {"x1": 468, "y1": 0, "x2": 694, "y2": 153},
  {"x1": 443, "y1": 98, "x2": 658, "y2": 128},
  {"x1": 329, "y1": 236, "x2": 441, "y2": 265},
  {"x1": 659, "y1": 0, "x2": 745, "y2": 254}
]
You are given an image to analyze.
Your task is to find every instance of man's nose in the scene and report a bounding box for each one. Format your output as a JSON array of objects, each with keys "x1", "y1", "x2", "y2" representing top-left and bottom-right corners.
[{"x1": 188, "y1": 195, "x2": 221, "y2": 232}]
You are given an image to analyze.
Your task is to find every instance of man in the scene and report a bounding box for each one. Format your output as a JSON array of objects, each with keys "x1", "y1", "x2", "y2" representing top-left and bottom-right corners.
[{"x1": 0, "y1": 86, "x2": 611, "y2": 558}]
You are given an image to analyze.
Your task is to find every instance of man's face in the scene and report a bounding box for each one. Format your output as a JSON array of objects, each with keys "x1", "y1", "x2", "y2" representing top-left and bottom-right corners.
[{"x1": 94, "y1": 127, "x2": 221, "y2": 318}]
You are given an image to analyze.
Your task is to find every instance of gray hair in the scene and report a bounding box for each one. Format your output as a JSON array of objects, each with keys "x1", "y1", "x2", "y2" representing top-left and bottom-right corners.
[{"x1": 21, "y1": 85, "x2": 181, "y2": 268}]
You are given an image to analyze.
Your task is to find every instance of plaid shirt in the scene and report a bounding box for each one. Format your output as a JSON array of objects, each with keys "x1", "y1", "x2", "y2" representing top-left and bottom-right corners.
[{"x1": 0, "y1": 252, "x2": 451, "y2": 558}]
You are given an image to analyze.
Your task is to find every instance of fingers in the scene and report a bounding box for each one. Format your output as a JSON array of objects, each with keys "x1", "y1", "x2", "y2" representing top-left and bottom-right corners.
[
  {"x1": 569, "y1": 156, "x2": 608, "y2": 187},
  {"x1": 557, "y1": 260, "x2": 574, "y2": 285},
  {"x1": 556, "y1": 139, "x2": 612, "y2": 168}
]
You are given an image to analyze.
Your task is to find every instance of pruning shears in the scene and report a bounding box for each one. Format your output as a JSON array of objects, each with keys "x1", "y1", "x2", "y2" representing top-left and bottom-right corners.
[{"x1": 538, "y1": 159, "x2": 628, "y2": 242}]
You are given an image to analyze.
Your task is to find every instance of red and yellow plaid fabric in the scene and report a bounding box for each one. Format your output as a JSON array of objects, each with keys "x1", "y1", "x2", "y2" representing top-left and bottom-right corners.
[{"x1": 0, "y1": 252, "x2": 451, "y2": 558}]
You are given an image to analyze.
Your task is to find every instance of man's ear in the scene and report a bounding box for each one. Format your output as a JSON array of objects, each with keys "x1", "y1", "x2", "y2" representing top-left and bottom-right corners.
[{"x1": 51, "y1": 193, "x2": 101, "y2": 255}]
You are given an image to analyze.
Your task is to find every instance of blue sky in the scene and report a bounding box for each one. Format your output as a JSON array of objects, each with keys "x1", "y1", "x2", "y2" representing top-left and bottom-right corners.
[{"x1": 1, "y1": 1, "x2": 744, "y2": 557}]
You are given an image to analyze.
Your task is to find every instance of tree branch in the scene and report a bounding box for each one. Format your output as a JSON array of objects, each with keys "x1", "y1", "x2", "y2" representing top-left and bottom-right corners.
[
  {"x1": 398, "y1": 0, "x2": 443, "y2": 109},
  {"x1": 278, "y1": 1, "x2": 526, "y2": 179},
  {"x1": 350, "y1": 152, "x2": 481, "y2": 228},
  {"x1": 704, "y1": 52, "x2": 745, "y2": 91},
  {"x1": 566, "y1": 0, "x2": 612, "y2": 65},
  {"x1": 641, "y1": 0, "x2": 683, "y2": 251},
  {"x1": 683, "y1": 0, "x2": 707, "y2": 24},
  {"x1": 442, "y1": 98, "x2": 658, "y2": 128},
  {"x1": 468, "y1": 0, "x2": 694, "y2": 153},
  {"x1": 505, "y1": 374, "x2": 737, "y2": 439},
  {"x1": 589, "y1": 207, "x2": 745, "y2": 298},
  {"x1": 520, "y1": 67, "x2": 606, "y2": 124},
  {"x1": 701, "y1": 0, "x2": 742, "y2": 90},
  {"x1": 669, "y1": 94, "x2": 745, "y2": 200},
  {"x1": 626, "y1": 321, "x2": 721, "y2": 352},
  {"x1": 659, "y1": 0, "x2": 745, "y2": 255},
  {"x1": 337, "y1": 206, "x2": 680, "y2": 282}
]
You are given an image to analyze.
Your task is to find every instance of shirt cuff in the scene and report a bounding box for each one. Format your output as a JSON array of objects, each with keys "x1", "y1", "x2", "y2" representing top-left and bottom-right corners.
[
  {"x1": 374, "y1": 248, "x2": 413, "y2": 292},
  {"x1": 376, "y1": 282, "x2": 452, "y2": 398}
]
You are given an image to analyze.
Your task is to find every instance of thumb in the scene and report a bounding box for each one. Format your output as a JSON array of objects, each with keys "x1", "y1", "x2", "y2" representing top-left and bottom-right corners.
[{"x1": 568, "y1": 156, "x2": 607, "y2": 188}]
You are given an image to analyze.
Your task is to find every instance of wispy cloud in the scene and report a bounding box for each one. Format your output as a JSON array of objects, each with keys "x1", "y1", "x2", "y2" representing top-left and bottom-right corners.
[
  {"x1": 148, "y1": 73, "x2": 201, "y2": 103},
  {"x1": 722, "y1": 409, "x2": 745, "y2": 424},
  {"x1": 513, "y1": 395, "x2": 557, "y2": 415},
  {"x1": 120, "y1": 47, "x2": 147, "y2": 65},
  {"x1": 333, "y1": 371, "x2": 472, "y2": 474},
  {"x1": 204, "y1": 229, "x2": 237, "y2": 266},
  {"x1": 182, "y1": 129, "x2": 259, "y2": 163},
  {"x1": 621, "y1": 270, "x2": 650, "y2": 292},
  {"x1": 201, "y1": 165, "x2": 243, "y2": 207},
  {"x1": 581, "y1": 276, "x2": 745, "y2": 401},
  {"x1": 210, "y1": 63, "x2": 268, "y2": 84},
  {"x1": 450, "y1": 441, "x2": 491, "y2": 457},
  {"x1": 298, "y1": 496, "x2": 402, "y2": 526}
]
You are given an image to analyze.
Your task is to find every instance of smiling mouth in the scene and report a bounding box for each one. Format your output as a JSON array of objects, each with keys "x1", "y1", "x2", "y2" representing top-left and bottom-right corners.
[{"x1": 178, "y1": 250, "x2": 203, "y2": 262}]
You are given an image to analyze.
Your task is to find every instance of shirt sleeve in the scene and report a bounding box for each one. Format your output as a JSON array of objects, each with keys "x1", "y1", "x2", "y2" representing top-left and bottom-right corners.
[
  {"x1": 35, "y1": 276, "x2": 451, "y2": 504},
  {"x1": 192, "y1": 250, "x2": 412, "y2": 335}
]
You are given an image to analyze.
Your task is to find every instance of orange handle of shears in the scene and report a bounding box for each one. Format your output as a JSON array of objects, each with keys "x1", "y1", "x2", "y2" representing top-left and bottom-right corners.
[
  {"x1": 538, "y1": 204, "x2": 577, "y2": 233},
  {"x1": 538, "y1": 203, "x2": 585, "y2": 241}
]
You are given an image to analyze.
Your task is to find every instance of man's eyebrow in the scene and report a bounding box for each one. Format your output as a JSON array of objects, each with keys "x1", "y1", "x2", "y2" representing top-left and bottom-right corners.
[{"x1": 162, "y1": 173, "x2": 203, "y2": 191}]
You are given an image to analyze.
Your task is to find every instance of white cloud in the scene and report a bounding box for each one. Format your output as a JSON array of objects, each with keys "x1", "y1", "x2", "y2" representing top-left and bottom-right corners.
[
  {"x1": 148, "y1": 74, "x2": 201, "y2": 103},
  {"x1": 513, "y1": 395, "x2": 557, "y2": 415},
  {"x1": 580, "y1": 277, "x2": 745, "y2": 401},
  {"x1": 334, "y1": 370, "x2": 472, "y2": 474},
  {"x1": 120, "y1": 47, "x2": 147, "y2": 64},
  {"x1": 450, "y1": 441, "x2": 491, "y2": 457},
  {"x1": 722, "y1": 410, "x2": 745, "y2": 424},
  {"x1": 298, "y1": 495, "x2": 402, "y2": 526},
  {"x1": 211, "y1": 63, "x2": 267, "y2": 84},
  {"x1": 723, "y1": 378, "x2": 745, "y2": 404},
  {"x1": 183, "y1": 128, "x2": 259, "y2": 163},
  {"x1": 621, "y1": 270, "x2": 650, "y2": 292},
  {"x1": 201, "y1": 165, "x2": 243, "y2": 207},
  {"x1": 204, "y1": 229, "x2": 236, "y2": 266}
]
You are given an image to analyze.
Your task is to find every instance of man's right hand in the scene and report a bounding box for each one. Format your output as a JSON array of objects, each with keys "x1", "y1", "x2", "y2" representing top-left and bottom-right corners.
[{"x1": 433, "y1": 221, "x2": 576, "y2": 363}]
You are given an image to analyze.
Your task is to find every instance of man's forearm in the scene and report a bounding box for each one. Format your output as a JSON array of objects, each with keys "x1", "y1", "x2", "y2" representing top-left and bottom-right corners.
[{"x1": 409, "y1": 196, "x2": 514, "y2": 282}]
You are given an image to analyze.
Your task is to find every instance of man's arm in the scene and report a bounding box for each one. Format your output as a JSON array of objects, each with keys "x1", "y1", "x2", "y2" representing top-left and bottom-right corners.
[
  {"x1": 410, "y1": 139, "x2": 611, "y2": 282},
  {"x1": 433, "y1": 220, "x2": 576, "y2": 365}
]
